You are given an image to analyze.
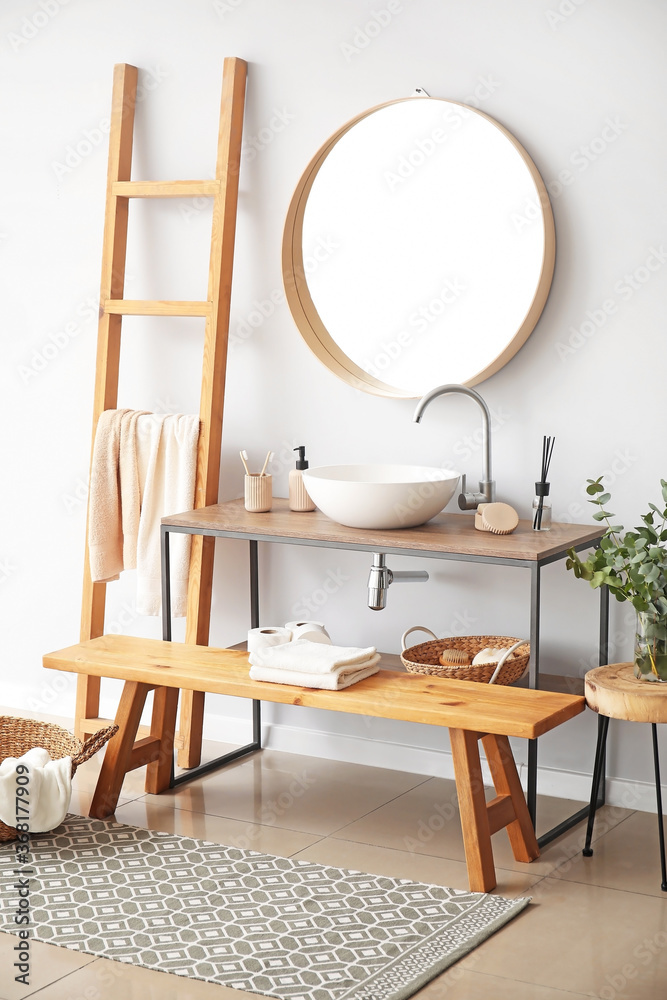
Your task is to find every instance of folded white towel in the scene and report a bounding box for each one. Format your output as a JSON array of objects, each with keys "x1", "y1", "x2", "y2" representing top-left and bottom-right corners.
[
  {"x1": 134, "y1": 413, "x2": 200, "y2": 617},
  {"x1": 0, "y1": 747, "x2": 72, "y2": 833},
  {"x1": 88, "y1": 408, "x2": 130, "y2": 583},
  {"x1": 249, "y1": 659, "x2": 380, "y2": 690},
  {"x1": 249, "y1": 640, "x2": 378, "y2": 674}
]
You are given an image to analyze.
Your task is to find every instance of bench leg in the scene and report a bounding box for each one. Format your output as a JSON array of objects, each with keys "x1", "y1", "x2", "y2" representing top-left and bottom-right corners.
[
  {"x1": 449, "y1": 728, "x2": 496, "y2": 893},
  {"x1": 482, "y1": 733, "x2": 539, "y2": 864},
  {"x1": 89, "y1": 681, "x2": 152, "y2": 819},
  {"x1": 145, "y1": 687, "x2": 179, "y2": 794}
]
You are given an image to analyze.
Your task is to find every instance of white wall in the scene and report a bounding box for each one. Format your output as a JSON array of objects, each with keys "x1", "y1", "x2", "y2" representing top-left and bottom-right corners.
[{"x1": 2, "y1": 0, "x2": 666, "y2": 804}]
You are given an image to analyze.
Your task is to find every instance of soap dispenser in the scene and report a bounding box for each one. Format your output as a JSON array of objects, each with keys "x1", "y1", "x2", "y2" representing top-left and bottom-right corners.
[{"x1": 289, "y1": 446, "x2": 316, "y2": 512}]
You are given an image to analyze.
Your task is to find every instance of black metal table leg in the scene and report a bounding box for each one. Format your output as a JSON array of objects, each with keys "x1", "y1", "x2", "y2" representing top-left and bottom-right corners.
[
  {"x1": 583, "y1": 714, "x2": 610, "y2": 856},
  {"x1": 651, "y1": 723, "x2": 667, "y2": 892},
  {"x1": 163, "y1": 528, "x2": 262, "y2": 788}
]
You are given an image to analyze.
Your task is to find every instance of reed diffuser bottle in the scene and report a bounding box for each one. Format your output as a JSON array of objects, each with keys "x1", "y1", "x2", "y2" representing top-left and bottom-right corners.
[
  {"x1": 532, "y1": 482, "x2": 552, "y2": 531},
  {"x1": 533, "y1": 435, "x2": 555, "y2": 531}
]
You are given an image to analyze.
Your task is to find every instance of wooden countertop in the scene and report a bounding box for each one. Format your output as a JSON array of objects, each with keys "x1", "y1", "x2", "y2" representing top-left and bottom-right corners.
[{"x1": 163, "y1": 498, "x2": 603, "y2": 562}]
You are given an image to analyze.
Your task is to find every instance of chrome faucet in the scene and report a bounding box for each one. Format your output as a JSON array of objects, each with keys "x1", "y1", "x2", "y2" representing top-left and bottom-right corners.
[{"x1": 413, "y1": 384, "x2": 495, "y2": 510}]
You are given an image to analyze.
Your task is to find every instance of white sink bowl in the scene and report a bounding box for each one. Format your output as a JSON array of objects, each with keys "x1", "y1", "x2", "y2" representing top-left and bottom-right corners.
[{"x1": 302, "y1": 464, "x2": 460, "y2": 530}]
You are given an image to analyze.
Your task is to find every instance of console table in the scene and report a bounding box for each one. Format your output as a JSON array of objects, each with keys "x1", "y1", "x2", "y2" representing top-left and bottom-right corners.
[{"x1": 160, "y1": 499, "x2": 608, "y2": 846}]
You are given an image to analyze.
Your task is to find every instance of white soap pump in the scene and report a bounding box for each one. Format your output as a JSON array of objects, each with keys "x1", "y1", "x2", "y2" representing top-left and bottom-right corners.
[{"x1": 289, "y1": 446, "x2": 316, "y2": 512}]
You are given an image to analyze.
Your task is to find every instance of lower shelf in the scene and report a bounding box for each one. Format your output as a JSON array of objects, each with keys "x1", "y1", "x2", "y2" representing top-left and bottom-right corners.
[{"x1": 235, "y1": 643, "x2": 584, "y2": 694}]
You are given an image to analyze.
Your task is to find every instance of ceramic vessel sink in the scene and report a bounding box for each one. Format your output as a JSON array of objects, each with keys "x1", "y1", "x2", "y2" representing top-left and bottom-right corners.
[{"x1": 302, "y1": 464, "x2": 460, "y2": 530}]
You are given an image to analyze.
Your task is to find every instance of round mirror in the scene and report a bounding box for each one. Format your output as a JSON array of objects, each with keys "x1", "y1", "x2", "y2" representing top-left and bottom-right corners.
[{"x1": 283, "y1": 97, "x2": 555, "y2": 398}]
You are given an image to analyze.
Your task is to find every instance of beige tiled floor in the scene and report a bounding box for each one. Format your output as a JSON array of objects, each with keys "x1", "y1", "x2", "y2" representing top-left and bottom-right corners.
[{"x1": 3, "y1": 739, "x2": 667, "y2": 999}]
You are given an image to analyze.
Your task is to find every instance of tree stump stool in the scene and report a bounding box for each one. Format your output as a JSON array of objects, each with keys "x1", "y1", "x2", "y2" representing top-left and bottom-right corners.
[{"x1": 584, "y1": 662, "x2": 667, "y2": 891}]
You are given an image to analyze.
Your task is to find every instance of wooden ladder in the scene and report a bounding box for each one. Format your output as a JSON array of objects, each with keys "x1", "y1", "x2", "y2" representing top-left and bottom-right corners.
[{"x1": 75, "y1": 58, "x2": 247, "y2": 783}]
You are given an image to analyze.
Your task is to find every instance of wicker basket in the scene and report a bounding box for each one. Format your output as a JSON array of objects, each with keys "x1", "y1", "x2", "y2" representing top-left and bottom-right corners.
[
  {"x1": 0, "y1": 717, "x2": 118, "y2": 841},
  {"x1": 400, "y1": 627, "x2": 530, "y2": 685}
]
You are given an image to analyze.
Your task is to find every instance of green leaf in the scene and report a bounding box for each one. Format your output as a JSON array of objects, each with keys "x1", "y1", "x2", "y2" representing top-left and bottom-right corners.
[{"x1": 587, "y1": 482, "x2": 605, "y2": 495}]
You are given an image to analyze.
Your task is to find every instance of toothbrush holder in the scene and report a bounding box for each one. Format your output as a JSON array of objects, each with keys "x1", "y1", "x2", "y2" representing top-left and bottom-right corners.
[{"x1": 244, "y1": 474, "x2": 272, "y2": 513}]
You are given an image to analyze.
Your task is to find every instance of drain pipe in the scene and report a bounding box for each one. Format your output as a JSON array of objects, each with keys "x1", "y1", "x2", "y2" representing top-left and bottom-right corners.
[{"x1": 368, "y1": 553, "x2": 429, "y2": 611}]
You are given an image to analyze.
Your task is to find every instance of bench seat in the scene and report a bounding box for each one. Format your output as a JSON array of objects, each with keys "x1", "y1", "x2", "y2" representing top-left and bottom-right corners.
[{"x1": 44, "y1": 635, "x2": 586, "y2": 892}]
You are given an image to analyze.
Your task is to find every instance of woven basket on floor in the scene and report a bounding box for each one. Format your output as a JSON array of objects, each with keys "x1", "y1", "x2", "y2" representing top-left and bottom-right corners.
[
  {"x1": 0, "y1": 717, "x2": 118, "y2": 841},
  {"x1": 401, "y1": 627, "x2": 530, "y2": 685}
]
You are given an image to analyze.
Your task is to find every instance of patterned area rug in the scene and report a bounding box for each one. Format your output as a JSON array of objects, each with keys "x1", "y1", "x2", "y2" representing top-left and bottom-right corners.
[{"x1": 0, "y1": 815, "x2": 529, "y2": 999}]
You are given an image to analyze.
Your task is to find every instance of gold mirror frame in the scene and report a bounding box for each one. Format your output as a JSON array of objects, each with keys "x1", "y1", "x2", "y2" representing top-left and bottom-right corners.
[{"x1": 282, "y1": 98, "x2": 556, "y2": 399}]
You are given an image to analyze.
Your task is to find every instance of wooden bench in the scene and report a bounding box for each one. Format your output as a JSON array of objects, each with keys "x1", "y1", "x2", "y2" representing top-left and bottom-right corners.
[{"x1": 43, "y1": 635, "x2": 585, "y2": 892}]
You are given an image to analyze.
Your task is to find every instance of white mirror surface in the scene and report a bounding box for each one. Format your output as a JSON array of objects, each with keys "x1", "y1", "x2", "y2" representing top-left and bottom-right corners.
[{"x1": 284, "y1": 98, "x2": 554, "y2": 397}]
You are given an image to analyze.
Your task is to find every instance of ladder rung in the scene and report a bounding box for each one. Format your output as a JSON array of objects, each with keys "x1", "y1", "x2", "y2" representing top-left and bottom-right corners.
[
  {"x1": 105, "y1": 299, "x2": 211, "y2": 317},
  {"x1": 112, "y1": 180, "x2": 219, "y2": 198}
]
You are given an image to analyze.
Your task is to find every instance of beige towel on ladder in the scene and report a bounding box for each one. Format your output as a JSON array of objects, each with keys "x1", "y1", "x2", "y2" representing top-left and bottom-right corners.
[
  {"x1": 88, "y1": 408, "x2": 130, "y2": 583},
  {"x1": 119, "y1": 409, "x2": 150, "y2": 569},
  {"x1": 135, "y1": 413, "x2": 200, "y2": 617}
]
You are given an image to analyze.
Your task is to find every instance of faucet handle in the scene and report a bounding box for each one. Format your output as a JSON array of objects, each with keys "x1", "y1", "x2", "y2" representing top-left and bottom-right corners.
[
  {"x1": 457, "y1": 473, "x2": 477, "y2": 510},
  {"x1": 458, "y1": 473, "x2": 494, "y2": 511}
]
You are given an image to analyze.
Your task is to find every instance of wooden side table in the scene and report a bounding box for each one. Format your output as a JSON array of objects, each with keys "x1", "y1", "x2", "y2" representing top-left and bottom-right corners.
[{"x1": 583, "y1": 662, "x2": 667, "y2": 891}]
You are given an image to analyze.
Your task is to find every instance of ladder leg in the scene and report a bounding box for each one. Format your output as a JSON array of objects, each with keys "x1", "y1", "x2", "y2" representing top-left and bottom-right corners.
[
  {"x1": 75, "y1": 675, "x2": 101, "y2": 741},
  {"x1": 145, "y1": 687, "x2": 179, "y2": 794},
  {"x1": 76, "y1": 62, "x2": 138, "y2": 742},
  {"x1": 177, "y1": 57, "x2": 247, "y2": 769},
  {"x1": 177, "y1": 691, "x2": 206, "y2": 769}
]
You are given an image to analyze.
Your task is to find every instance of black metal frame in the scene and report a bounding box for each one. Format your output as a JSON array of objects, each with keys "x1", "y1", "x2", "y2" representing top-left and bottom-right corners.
[
  {"x1": 583, "y1": 714, "x2": 667, "y2": 891},
  {"x1": 160, "y1": 520, "x2": 608, "y2": 844},
  {"x1": 161, "y1": 532, "x2": 262, "y2": 787}
]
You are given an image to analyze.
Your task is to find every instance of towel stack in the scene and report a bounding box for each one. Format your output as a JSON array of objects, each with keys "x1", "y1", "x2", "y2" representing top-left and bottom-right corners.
[{"x1": 249, "y1": 640, "x2": 380, "y2": 690}]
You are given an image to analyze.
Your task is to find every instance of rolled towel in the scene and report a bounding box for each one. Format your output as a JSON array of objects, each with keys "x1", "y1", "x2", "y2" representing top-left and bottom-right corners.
[
  {"x1": 249, "y1": 639, "x2": 378, "y2": 674},
  {"x1": 249, "y1": 659, "x2": 380, "y2": 691},
  {"x1": 0, "y1": 747, "x2": 72, "y2": 833}
]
